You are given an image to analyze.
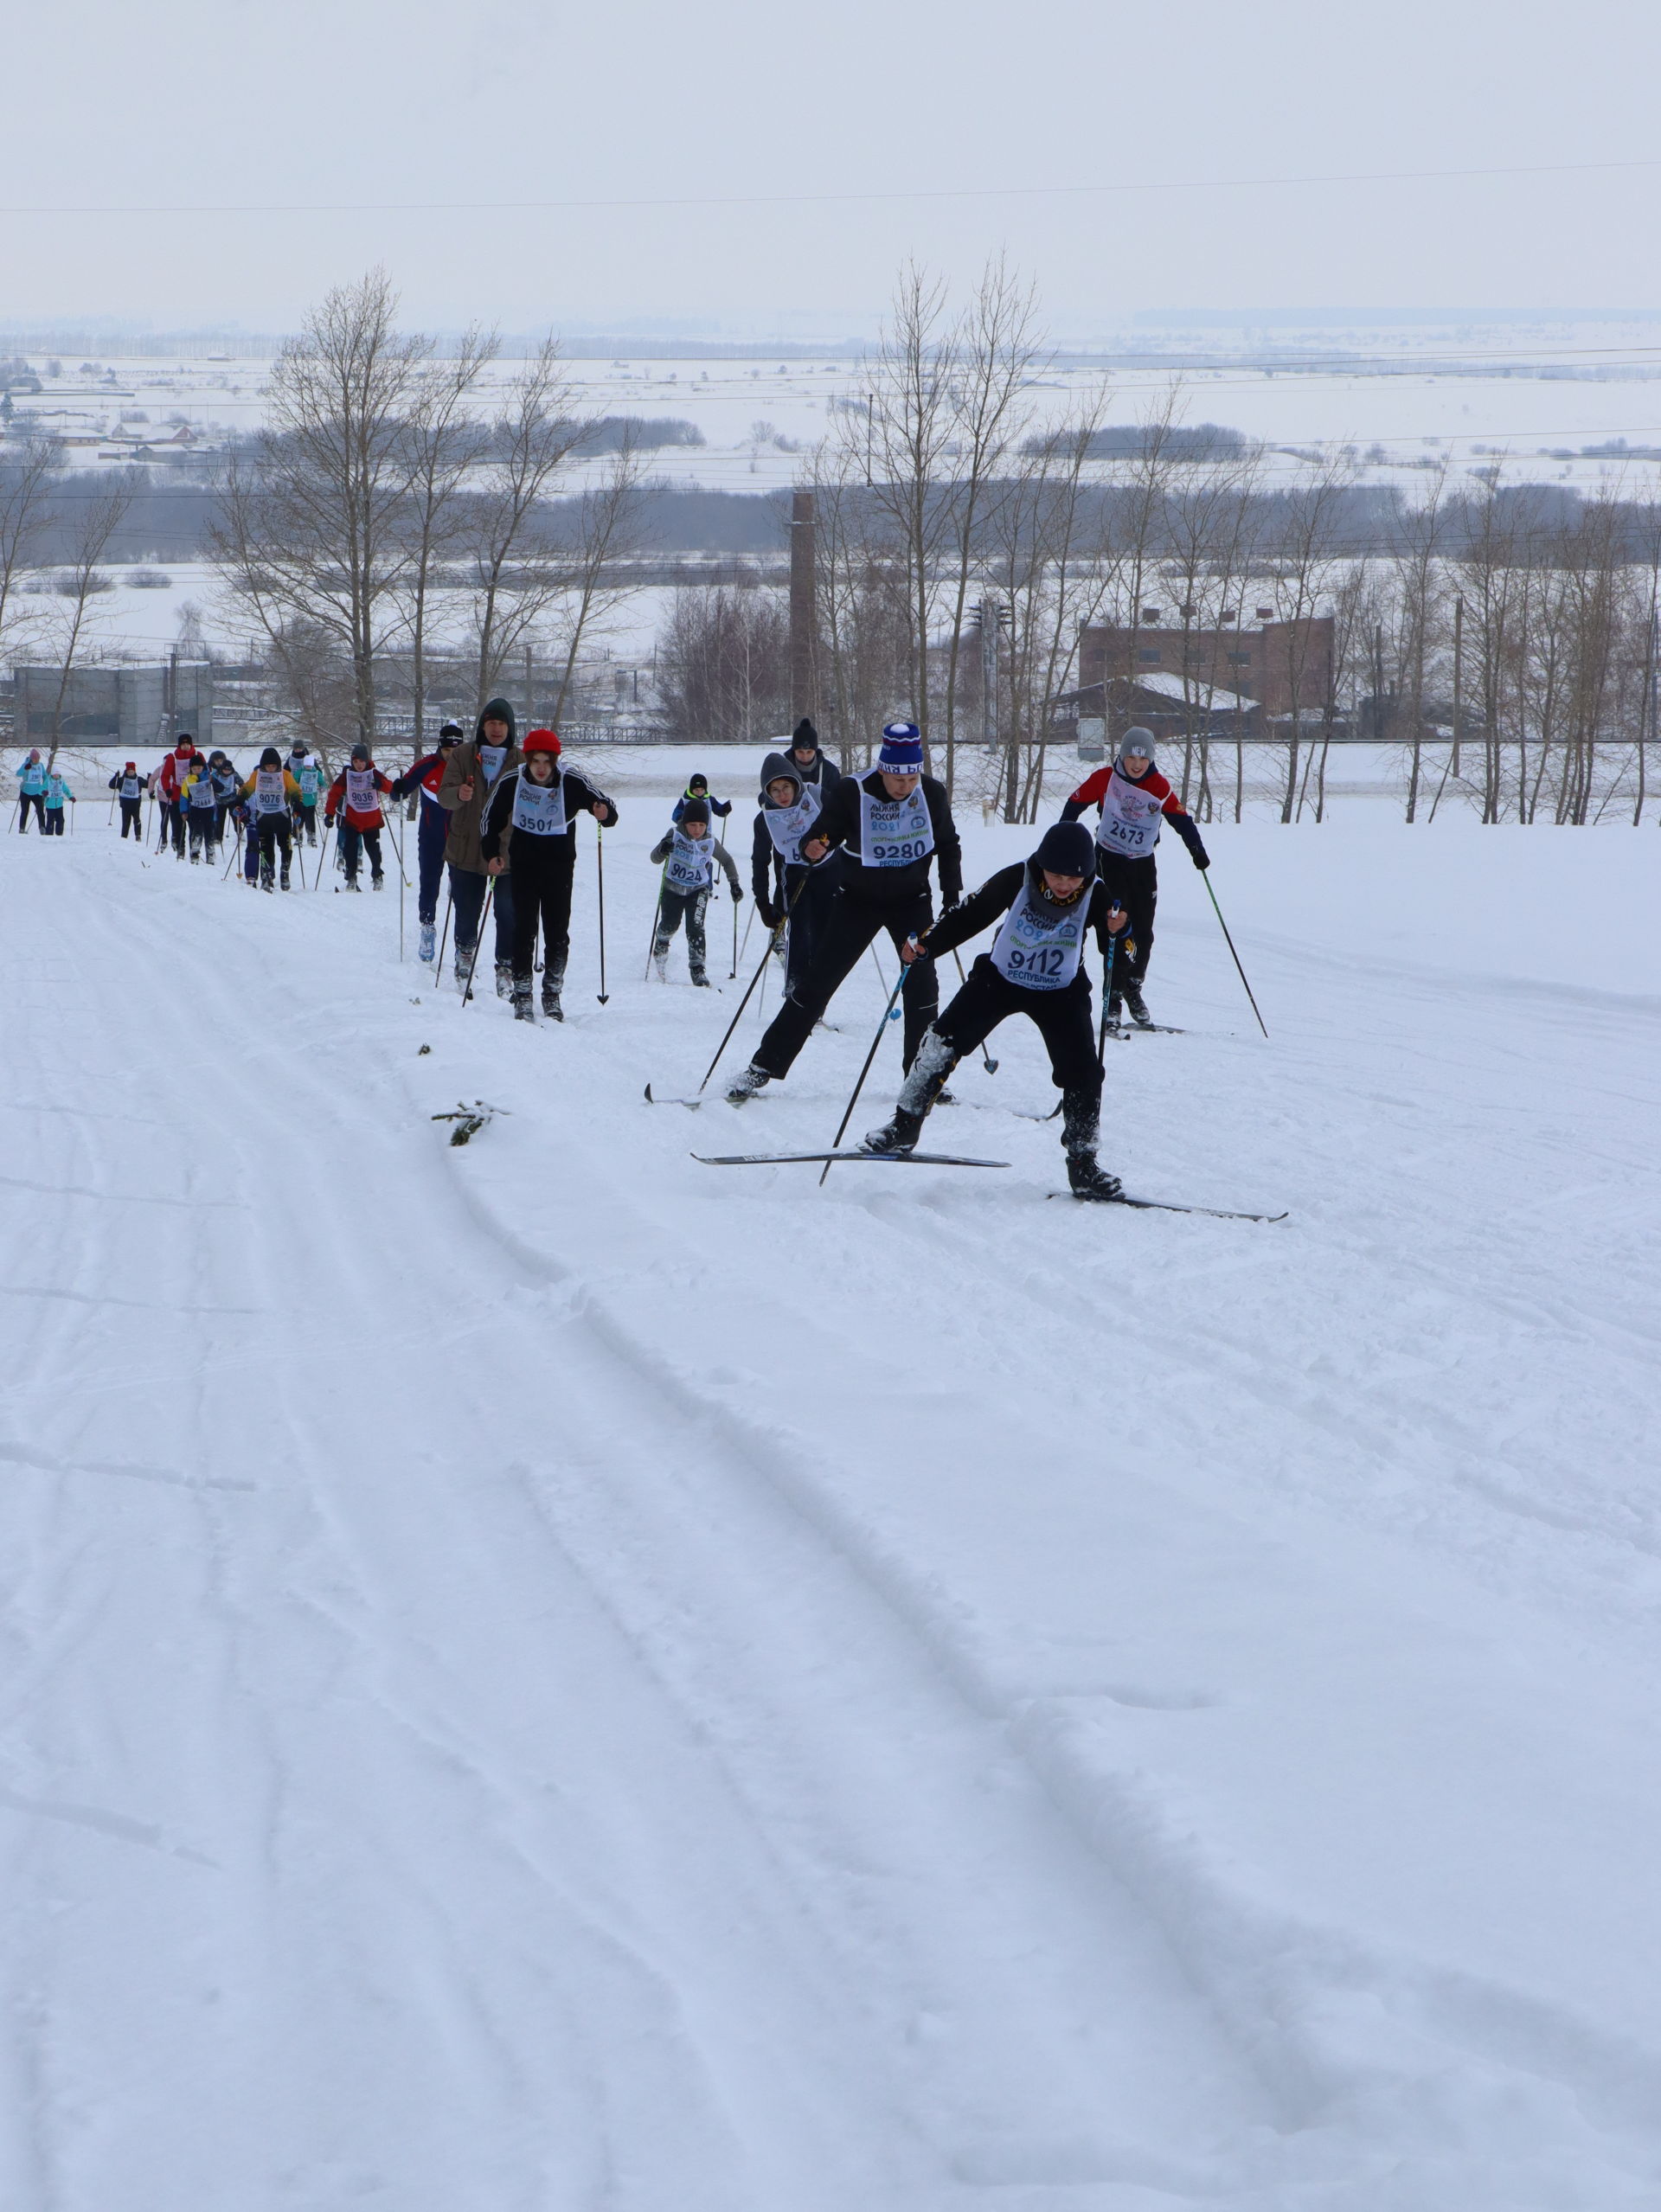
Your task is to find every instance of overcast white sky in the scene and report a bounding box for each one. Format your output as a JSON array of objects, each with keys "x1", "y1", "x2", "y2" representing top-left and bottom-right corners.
[{"x1": 5, "y1": 0, "x2": 1660, "y2": 336}]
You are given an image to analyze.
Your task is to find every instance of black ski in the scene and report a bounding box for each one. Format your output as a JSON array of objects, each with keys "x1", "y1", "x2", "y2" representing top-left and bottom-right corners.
[
  {"x1": 696, "y1": 1150, "x2": 1008, "y2": 1170},
  {"x1": 645, "y1": 1082, "x2": 705, "y2": 1108},
  {"x1": 1048, "y1": 1189, "x2": 1286, "y2": 1221}
]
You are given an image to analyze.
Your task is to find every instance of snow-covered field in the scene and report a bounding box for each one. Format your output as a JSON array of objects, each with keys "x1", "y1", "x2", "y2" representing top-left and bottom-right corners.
[{"x1": 3, "y1": 782, "x2": 1660, "y2": 2209}]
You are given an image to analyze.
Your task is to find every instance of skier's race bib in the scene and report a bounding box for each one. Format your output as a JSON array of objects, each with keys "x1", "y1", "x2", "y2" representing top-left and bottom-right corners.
[
  {"x1": 253, "y1": 770, "x2": 287, "y2": 815},
  {"x1": 478, "y1": 744, "x2": 509, "y2": 785},
  {"x1": 296, "y1": 765, "x2": 321, "y2": 802},
  {"x1": 858, "y1": 779, "x2": 934, "y2": 869},
  {"x1": 1094, "y1": 769, "x2": 1164, "y2": 857},
  {"x1": 189, "y1": 777, "x2": 215, "y2": 809},
  {"x1": 346, "y1": 768, "x2": 380, "y2": 814},
  {"x1": 761, "y1": 787, "x2": 821, "y2": 862},
  {"x1": 664, "y1": 827, "x2": 716, "y2": 893},
  {"x1": 989, "y1": 876, "x2": 1093, "y2": 991},
  {"x1": 45, "y1": 782, "x2": 67, "y2": 808},
  {"x1": 511, "y1": 770, "x2": 568, "y2": 837},
  {"x1": 22, "y1": 765, "x2": 46, "y2": 793},
  {"x1": 120, "y1": 776, "x2": 141, "y2": 799}
]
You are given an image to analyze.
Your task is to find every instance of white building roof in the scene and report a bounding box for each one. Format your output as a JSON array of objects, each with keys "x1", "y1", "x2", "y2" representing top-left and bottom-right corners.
[{"x1": 1127, "y1": 669, "x2": 1257, "y2": 714}]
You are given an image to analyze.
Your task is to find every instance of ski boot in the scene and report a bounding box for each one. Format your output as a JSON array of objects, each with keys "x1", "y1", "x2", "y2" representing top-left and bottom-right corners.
[
  {"x1": 419, "y1": 922, "x2": 437, "y2": 963},
  {"x1": 260, "y1": 864, "x2": 275, "y2": 894},
  {"x1": 371, "y1": 871, "x2": 385, "y2": 891},
  {"x1": 651, "y1": 947, "x2": 669, "y2": 983},
  {"x1": 511, "y1": 977, "x2": 535, "y2": 1023},
  {"x1": 541, "y1": 955, "x2": 565, "y2": 1023},
  {"x1": 689, "y1": 967, "x2": 712, "y2": 988},
  {"x1": 1105, "y1": 992, "x2": 1125, "y2": 1035},
  {"x1": 861, "y1": 1107, "x2": 923, "y2": 1157},
  {"x1": 344, "y1": 869, "x2": 361, "y2": 893},
  {"x1": 1121, "y1": 980, "x2": 1154, "y2": 1029},
  {"x1": 454, "y1": 945, "x2": 478, "y2": 996},
  {"x1": 1061, "y1": 1083, "x2": 1122, "y2": 1202},
  {"x1": 279, "y1": 861, "x2": 292, "y2": 890},
  {"x1": 189, "y1": 848, "x2": 201, "y2": 865},
  {"x1": 494, "y1": 959, "x2": 514, "y2": 1001},
  {"x1": 725, "y1": 1062, "x2": 772, "y2": 1104}
]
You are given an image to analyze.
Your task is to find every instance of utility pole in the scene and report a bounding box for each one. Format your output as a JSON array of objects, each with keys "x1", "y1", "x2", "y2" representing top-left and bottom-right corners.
[
  {"x1": 789, "y1": 488, "x2": 818, "y2": 732},
  {"x1": 1451, "y1": 593, "x2": 1464, "y2": 779}
]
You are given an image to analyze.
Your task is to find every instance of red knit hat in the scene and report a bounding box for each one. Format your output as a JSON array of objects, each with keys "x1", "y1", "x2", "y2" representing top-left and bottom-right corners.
[{"x1": 522, "y1": 728, "x2": 561, "y2": 755}]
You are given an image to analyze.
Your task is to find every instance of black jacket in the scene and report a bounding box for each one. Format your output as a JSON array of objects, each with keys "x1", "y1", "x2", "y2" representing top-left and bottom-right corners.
[
  {"x1": 805, "y1": 769, "x2": 962, "y2": 908},
  {"x1": 921, "y1": 862, "x2": 1119, "y2": 964},
  {"x1": 480, "y1": 764, "x2": 616, "y2": 862}
]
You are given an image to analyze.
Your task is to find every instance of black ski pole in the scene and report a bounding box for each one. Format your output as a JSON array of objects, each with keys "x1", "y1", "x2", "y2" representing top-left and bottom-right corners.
[
  {"x1": 312, "y1": 822, "x2": 334, "y2": 890},
  {"x1": 1202, "y1": 874, "x2": 1269, "y2": 1038},
  {"x1": 693, "y1": 872, "x2": 809, "y2": 1095},
  {"x1": 436, "y1": 886, "x2": 454, "y2": 977},
  {"x1": 644, "y1": 870, "x2": 665, "y2": 981},
  {"x1": 720, "y1": 834, "x2": 738, "y2": 976},
  {"x1": 221, "y1": 825, "x2": 242, "y2": 882},
  {"x1": 952, "y1": 948, "x2": 997, "y2": 1074},
  {"x1": 595, "y1": 817, "x2": 609, "y2": 1003},
  {"x1": 460, "y1": 876, "x2": 496, "y2": 1006},
  {"x1": 819, "y1": 959, "x2": 909, "y2": 1187},
  {"x1": 1097, "y1": 918, "x2": 1121, "y2": 1069}
]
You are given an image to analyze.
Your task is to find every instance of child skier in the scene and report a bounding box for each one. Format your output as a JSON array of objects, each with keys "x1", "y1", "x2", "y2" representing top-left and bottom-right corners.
[
  {"x1": 156, "y1": 735, "x2": 198, "y2": 856},
  {"x1": 181, "y1": 751, "x2": 220, "y2": 862},
  {"x1": 287, "y1": 742, "x2": 325, "y2": 844},
  {"x1": 391, "y1": 721, "x2": 464, "y2": 961},
  {"x1": 748, "y1": 751, "x2": 832, "y2": 992},
  {"x1": 1060, "y1": 727, "x2": 1209, "y2": 1029},
  {"x1": 649, "y1": 798, "x2": 741, "y2": 985},
  {"x1": 236, "y1": 747, "x2": 300, "y2": 890},
  {"x1": 42, "y1": 768, "x2": 75, "y2": 835},
  {"x1": 671, "y1": 771, "x2": 732, "y2": 824},
  {"x1": 324, "y1": 744, "x2": 394, "y2": 889},
  {"x1": 479, "y1": 728, "x2": 618, "y2": 1021},
  {"x1": 208, "y1": 751, "x2": 240, "y2": 848},
  {"x1": 107, "y1": 760, "x2": 149, "y2": 840},
  {"x1": 863, "y1": 820, "x2": 1127, "y2": 1200},
  {"x1": 727, "y1": 721, "x2": 960, "y2": 1102}
]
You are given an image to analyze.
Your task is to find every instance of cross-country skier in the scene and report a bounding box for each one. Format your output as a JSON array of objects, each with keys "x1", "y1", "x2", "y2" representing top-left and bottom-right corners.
[
  {"x1": 324, "y1": 744, "x2": 394, "y2": 890},
  {"x1": 16, "y1": 750, "x2": 48, "y2": 832},
  {"x1": 108, "y1": 760, "x2": 149, "y2": 839},
  {"x1": 208, "y1": 751, "x2": 240, "y2": 847},
  {"x1": 1060, "y1": 727, "x2": 1209, "y2": 1029},
  {"x1": 438, "y1": 698, "x2": 523, "y2": 997},
  {"x1": 671, "y1": 771, "x2": 732, "y2": 824},
  {"x1": 749, "y1": 751, "x2": 833, "y2": 993},
  {"x1": 480, "y1": 728, "x2": 619, "y2": 1022},
  {"x1": 156, "y1": 735, "x2": 198, "y2": 856},
  {"x1": 236, "y1": 746, "x2": 300, "y2": 890},
  {"x1": 649, "y1": 798, "x2": 741, "y2": 986},
  {"x1": 862, "y1": 819, "x2": 1126, "y2": 1199},
  {"x1": 286, "y1": 741, "x2": 324, "y2": 844},
  {"x1": 42, "y1": 768, "x2": 75, "y2": 835},
  {"x1": 727, "y1": 720, "x2": 961, "y2": 1101},
  {"x1": 180, "y1": 750, "x2": 220, "y2": 862},
  {"x1": 782, "y1": 716, "x2": 841, "y2": 804},
  {"x1": 390, "y1": 721, "x2": 463, "y2": 961}
]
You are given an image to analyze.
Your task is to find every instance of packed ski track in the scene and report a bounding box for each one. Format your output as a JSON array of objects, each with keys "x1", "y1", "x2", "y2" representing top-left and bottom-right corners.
[{"x1": 3, "y1": 771, "x2": 1661, "y2": 2210}]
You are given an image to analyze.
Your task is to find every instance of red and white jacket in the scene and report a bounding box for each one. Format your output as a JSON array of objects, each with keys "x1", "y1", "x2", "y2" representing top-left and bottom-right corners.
[
  {"x1": 1061, "y1": 762, "x2": 1208, "y2": 865},
  {"x1": 157, "y1": 747, "x2": 198, "y2": 803},
  {"x1": 324, "y1": 766, "x2": 394, "y2": 830}
]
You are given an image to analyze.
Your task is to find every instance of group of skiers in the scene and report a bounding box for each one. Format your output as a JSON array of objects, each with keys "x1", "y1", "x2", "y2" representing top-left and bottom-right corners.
[{"x1": 12, "y1": 705, "x2": 1214, "y2": 1197}]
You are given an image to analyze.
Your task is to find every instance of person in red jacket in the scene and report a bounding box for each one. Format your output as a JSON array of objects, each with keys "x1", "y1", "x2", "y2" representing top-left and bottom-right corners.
[
  {"x1": 1060, "y1": 727, "x2": 1209, "y2": 1028},
  {"x1": 324, "y1": 742, "x2": 395, "y2": 890},
  {"x1": 155, "y1": 735, "x2": 199, "y2": 858}
]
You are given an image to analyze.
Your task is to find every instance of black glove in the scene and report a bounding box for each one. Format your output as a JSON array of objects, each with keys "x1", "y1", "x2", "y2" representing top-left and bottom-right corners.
[
  {"x1": 1191, "y1": 843, "x2": 1210, "y2": 870},
  {"x1": 733, "y1": 886, "x2": 744, "y2": 904},
  {"x1": 760, "y1": 901, "x2": 781, "y2": 930}
]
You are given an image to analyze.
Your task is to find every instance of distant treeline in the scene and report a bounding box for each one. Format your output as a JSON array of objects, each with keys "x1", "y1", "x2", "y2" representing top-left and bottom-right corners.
[{"x1": 6, "y1": 463, "x2": 1651, "y2": 570}]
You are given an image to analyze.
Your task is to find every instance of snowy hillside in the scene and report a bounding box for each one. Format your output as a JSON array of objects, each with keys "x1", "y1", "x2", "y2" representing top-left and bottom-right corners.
[{"x1": 3, "y1": 785, "x2": 1660, "y2": 2209}]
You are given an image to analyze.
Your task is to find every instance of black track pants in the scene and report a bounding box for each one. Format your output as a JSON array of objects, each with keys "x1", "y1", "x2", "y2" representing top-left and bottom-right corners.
[
  {"x1": 1094, "y1": 853, "x2": 1157, "y2": 988},
  {"x1": 754, "y1": 885, "x2": 938, "y2": 1078},
  {"x1": 508, "y1": 840, "x2": 575, "y2": 982},
  {"x1": 920, "y1": 959, "x2": 1101, "y2": 1097}
]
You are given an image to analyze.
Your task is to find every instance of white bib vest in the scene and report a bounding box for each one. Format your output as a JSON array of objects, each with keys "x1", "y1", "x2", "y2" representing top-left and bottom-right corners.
[
  {"x1": 989, "y1": 876, "x2": 1093, "y2": 991},
  {"x1": 1094, "y1": 768, "x2": 1164, "y2": 858},
  {"x1": 664, "y1": 826, "x2": 716, "y2": 893},
  {"x1": 22, "y1": 763, "x2": 46, "y2": 793},
  {"x1": 345, "y1": 768, "x2": 380, "y2": 814},
  {"x1": 511, "y1": 769, "x2": 568, "y2": 837},
  {"x1": 120, "y1": 776, "x2": 141, "y2": 799},
  {"x1": 762, "y1": 786, "x2": 821, "y2": 862},
  {"x1": 478, "y1": 744, "x2": 509, "y2": 786},
  {"x1": 858, "y1": 779, "x2": 933, "y2": 869},
  {"x1": 253, "y1": 769, "x2": 287, "y2": 815},
  {"x1": 188, "y1": 776, "x2": 215, "y2": 809}
]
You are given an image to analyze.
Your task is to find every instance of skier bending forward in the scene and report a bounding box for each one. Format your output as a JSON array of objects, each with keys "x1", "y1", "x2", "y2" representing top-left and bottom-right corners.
[{"x1": 863, "y1": 820, "x2": 1128, "y2": 1202}]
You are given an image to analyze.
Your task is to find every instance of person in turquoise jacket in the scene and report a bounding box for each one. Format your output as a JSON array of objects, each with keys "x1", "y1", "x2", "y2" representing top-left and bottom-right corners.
[
  {"x1": 42, "y1": 770, "x2": 75, "y2": 835},
  {"x1": 16, "y1": 750, "x2": 48, "y2": 833}
]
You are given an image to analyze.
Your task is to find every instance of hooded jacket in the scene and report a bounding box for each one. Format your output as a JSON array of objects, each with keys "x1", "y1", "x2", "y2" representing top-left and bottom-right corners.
[
  {"x1": 437, "y1": 698, "x2": 522, "y2": 875},
  {"x1": 749, "y1": 749, "x2": 823, "y2": 907}
]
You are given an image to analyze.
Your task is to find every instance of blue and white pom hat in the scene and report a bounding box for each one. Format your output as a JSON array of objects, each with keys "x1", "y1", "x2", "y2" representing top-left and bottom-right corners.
[{"x1": 878, "y1": 720, "x2": 924, "y2": 772}]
